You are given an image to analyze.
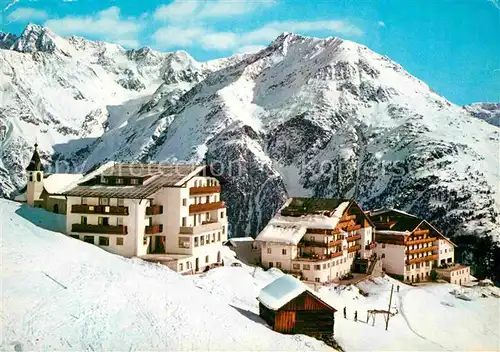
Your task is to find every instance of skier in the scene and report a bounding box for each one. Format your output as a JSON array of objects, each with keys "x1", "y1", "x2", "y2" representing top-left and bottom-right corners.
[
  {"x1": 343, "y1": 306, "x2": 346, "y2": 319},
  {"x1": 354, "y1": 310, "x2": 358, "y2": 322}
]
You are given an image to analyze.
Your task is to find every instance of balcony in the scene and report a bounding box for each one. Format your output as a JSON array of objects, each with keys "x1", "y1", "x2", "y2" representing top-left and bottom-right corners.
[
  {"x1": 190, "y1": 185, "x2": 221, "y2": 195},
  {"x1": 145, "y1": 224, "x2": 163, "y2": 235},
  {"x1": 365, "y1": 242, "x2": 377, "y2": 250},
  {"x1": 348, "y1": 244, "x2": 361, "y2": 253},
  {"x1": 179, "y1": 220, "x2": 224, "y2": 234},
  {"x1": 346, "y1": 234, "x2": 361, "y2": 242},
  {"x1": 346, "y1": 224, "x2": 361, "y2": 232},
  {"x1": 189, "y1": 201, "x2": 225, "y2": 214},
  {"x1": 298, "y1": 238, "x2": 344, "y2": 248},
  {"x1": 405, "y1": 237, "x2": 437, "y2": 246},
  {"x1": 405, "y1": 245, "x2": 438, "y2": 255},
  {"x1": 294, "y1": 251, "x2": 343, "y2": 262},
  {"x1": 71, "y1": 223, "x2": 127, "y2": 235},
  {"x1": 146, "y1": 205, "x2": 163, "y2": 216},
  {"x1": 71, "y1": 204, "x2": 129, "y2": 215},
  {"x1": 331, "y1": 251, "x2": 344, "y2": 258},
  {"x1": 406, "y1": 254, "x2": 438, "y2": 265}
]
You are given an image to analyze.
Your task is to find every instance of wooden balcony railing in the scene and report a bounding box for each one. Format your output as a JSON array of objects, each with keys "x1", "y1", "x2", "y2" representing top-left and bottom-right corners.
[
  {"x1": 413, "y1": 229, "x2": 430, "y2": 236},
  {"x1": 179, "y1": 220, "x2": 223, "y2": 234},
  {"x1": 406, "y1": 254, "x2": 438, "y2": 265},
  {"x1": 71, "y1": 223, "x2": 127, "y2": 234},
  {"x1": 405, "y1": 237, "x2": 437, "y2": 246},
  {"x1": 346, "y1": 224, "x2": 361, "y2": 232},
  {"x1": 71, "y1": 204, "x2": 129, "y2": 216},
  {"x1": 306, "y1": 228, "x2": 342, "y2": 235},
  {"x1": 145, "y1": 224, "x2": 163, "y2": 235},
  {"x1": 346, "y1": 234, "x2": 361, "y2": 242},
  {"x1": 331, "y1": 251, "x2": 344, "y2": 258},
  {"x1": 299, "y1": 238, "x2": 344, "y2": 248},
  {"x1": 365, "y1": 242, "x2": 377, "y2": 250},
  {"x1": 189, "y1": 201, "x2": 225, "y2": 214},
  {"x1": 348, "y1": 244, "x2": 361, "y2": 253},
  {"x1": 189, "y1": 185, "x2": 221, "y2": 195},
  {"x1": 405, "y1": 245, "x2": 438, "y2": 255},
  {"x1": 146, "y1": 205, "x2": 163, "y2": 216}
]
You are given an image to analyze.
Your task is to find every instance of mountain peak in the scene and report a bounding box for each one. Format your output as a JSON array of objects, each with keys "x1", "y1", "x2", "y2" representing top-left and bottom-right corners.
[
  {"x1": 0, "y1": 31, "x2": 17, "y2": 50},
  {"x1": 11, "y1": 23, "x2": 59, "y2": 54}
]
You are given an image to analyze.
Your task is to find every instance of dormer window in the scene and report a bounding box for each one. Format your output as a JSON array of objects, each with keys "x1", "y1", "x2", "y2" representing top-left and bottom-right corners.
[
  {"x1": 131, "y1": 178, "x2": 139, "y2": 185},
  {"x1": 116, "y1": 178, "x2": 124, "y2": 185}
]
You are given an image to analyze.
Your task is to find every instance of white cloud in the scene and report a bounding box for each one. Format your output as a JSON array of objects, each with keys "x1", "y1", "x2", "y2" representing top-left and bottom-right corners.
[
  {"x1": 154, "y1": 0, "x2": 275, "y2": 22},
  {"x1": 154, "y1": 1, "x2": 199, "y2": 21},
  {"x1": 200, "y1": 32, "x2": 238, "y2": 50},
  {"x1": 377, "y1": 21, "x2": 386, "y2": 27},
  {"x1": 152, "y1": 26, "x2": 206, "y2": 47},
  {"x1": 7, "y1": 7, "x2": 48, "y2": 22},
  {"x1": 44, "y1": 6, "x2": 142, "y2": 47},
  {"x1": 153, "y1": 19, "x2": 363, "y2": 51},
  {"x1": 487, "y1": 0, "x2": 500, "y2": 9},
  {"x1": 237, "y1": 45, "x2": 266, "y2": 54}
]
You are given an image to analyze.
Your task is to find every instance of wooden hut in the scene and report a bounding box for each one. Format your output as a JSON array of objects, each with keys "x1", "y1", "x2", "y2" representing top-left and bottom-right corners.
[{"x1": 257, "y1": 275, "x2": 337, "y2": 338}]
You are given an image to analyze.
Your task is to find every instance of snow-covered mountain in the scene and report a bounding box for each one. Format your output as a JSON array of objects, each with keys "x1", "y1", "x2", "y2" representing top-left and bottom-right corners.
[
  {"x1": 1, "y1": 24, "x2": 499, "y2": 242},
  {"x1": 464, "y1": 102, "x2": 500, "y2": 127}
]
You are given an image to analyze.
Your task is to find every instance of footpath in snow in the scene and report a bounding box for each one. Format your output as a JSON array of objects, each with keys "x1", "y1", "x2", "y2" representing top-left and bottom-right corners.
[{"x1": 2, "y1": 199, "x2": 499, "y2": 351}]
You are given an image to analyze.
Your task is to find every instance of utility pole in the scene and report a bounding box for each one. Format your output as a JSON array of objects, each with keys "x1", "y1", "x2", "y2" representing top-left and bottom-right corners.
[{"x1": 385, "y1": 284, "x2": 394, "y2": 331}]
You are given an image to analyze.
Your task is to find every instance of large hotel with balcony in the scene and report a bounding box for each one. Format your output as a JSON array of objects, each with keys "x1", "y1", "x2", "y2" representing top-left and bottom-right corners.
[
  {"x1": 62, "y1": 163, "x2": 227, "y2": 274},
  {"x1": 367, "y1": 209, "x2": 468, "y2": 284},
  {"x1": 256, "y1": 198, "x2": 377, "y2": 283}
]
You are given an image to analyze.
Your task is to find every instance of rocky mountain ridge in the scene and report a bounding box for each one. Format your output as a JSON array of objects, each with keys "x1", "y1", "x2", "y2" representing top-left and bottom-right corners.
[{"x1": 1, "y1": 24, "x2": 498, "y2": 243}]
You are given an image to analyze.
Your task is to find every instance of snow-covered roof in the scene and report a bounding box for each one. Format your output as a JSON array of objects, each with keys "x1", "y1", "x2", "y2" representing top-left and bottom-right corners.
[
  {"x1": 227, "y1": 237, "x2": 254, "y2": 242},
  {"x1": 43, "y1": 173, "x2": 84, "y2": 195},
  {"x1": 366, "y1": 208, "x2": 418, "y2": 218},
  {"x1": 375, "y1": 230, "x2": 410, "y2": 236},
  {"x1": 257, "y1": 275, "x2": 310, "y2": 310},
  {"x1": 14, "y1": 193, "x2": 26, "y2": 202}
]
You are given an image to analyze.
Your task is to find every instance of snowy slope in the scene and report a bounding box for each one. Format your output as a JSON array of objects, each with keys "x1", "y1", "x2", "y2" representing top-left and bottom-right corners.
[
  {"x1": 1, "y1": 25, "x2": 499, "y2": 243},
  {"x1": 192, "y1": 254, "x2": 500, "y2": 352},
  {"x1": 0, "y1": 199, "x2": 330, "y2": 351}
]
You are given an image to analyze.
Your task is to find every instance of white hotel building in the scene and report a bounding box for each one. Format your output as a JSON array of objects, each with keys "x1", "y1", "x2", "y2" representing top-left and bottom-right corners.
[
  {"x1": 256, "y1": 198, "x2": 377, "y2": 283},
  {"x1": 63, "y1": 163, "x2": 228, "y2": 273}
]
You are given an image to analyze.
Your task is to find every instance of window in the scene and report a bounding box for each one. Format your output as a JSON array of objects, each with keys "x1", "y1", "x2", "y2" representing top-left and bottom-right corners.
[
  {"x1": 217, "y1": 232, "x2": 221, "y2": 241},
  {"x1": 323, "y1": 264, "x2": 327, "y2": 269},
  {"x1": 102, "y1": 177, "x2": 108, "y2": 184},
  {"x1": 117, "y1": 198, "x2": 124, "y2": 206},
  {"x1": 293, "y1": 264, "x2": 300, "y2": 270},
  {"x1": 179, "y1": 237, "x2": 190, "y2": 248},
  {"x1": 29, "y1": 174, "x2": 33, "y2": 182},
  {"x1": 276, "y1": 262, "x2": 282, "y2": 269},
  {"x1": 84, "y1": 236, "x2": 94, "y2": 244},
  {"x1": 206, "y1": 234, "x2": 210, "y2": 244},
  {"x1": 70, "y1": 235, "x2": 79, "y2": 239},
  {"x1": 182, "y1": 217, "x2": 187, "y2": 227},
  {"x1": 99, "y1": 198, "x2": 109, "y2": 206},
  {"x1": 406, "y1": 265, "x2": 410, "y2": 271},
  {"x1": 130, "y1": 178, "x2": 139, "y2": 185},
  {"x1": 212, "y1": 233, "x2": 216, "y2": 242},
  {"x1": 314, "y1": 265, "x2": 321, "y2": 270},
  {"x1": 82, "y1": 197, "x2": 88, "y2": 205},
  {"x1": 81, "y1": 216, "x2": 87, "y2": 224},
  {"x1": 416, "y1": 263, "x2": 420, "y2": 268},
  {"x1": 206, "y1": 196, "x2": 210, "y2": 203},
  {"x1": 117, "y1": 217, "x2": 123, "y2": 225},
  {"x1": 269, "y1": 262, "x2": 273, "y2": 268},
  {"x1": 143, "y1": 237, "x2": 148, "y2": 245},
  {"x1": 282, "y1": 249, "x2": 287, "y2": 255},
  {"x1": 222, "y1": 226, "x2": 225, "y2": 234},
  {"x1": 205, "y1": 255, "x2": 209, "y2": 263},
  {"x1": 303, "y1": 264, "x2": 310, "y2": 270},
  {"x1": 116, "y1": 237, "x2": 124, "y2": 246},
  {"x1": 179, "y1": 263, "x2": 183, "y2": 271},
  {"x1": 116, "y1": 178, "x2": 124, "y2": 185},
  {"x1": 182, "y1": 198, "x2": 187, "y2": 206},
  {"x1": 187, "y1": 262, "x2": 191, "y2": 270},
  {"x1": 99, "y1": 237, "x2": 109, "y2": 246},
  {"x1": 194, "y1": 237, "x2": 199, "y2": 247},
  {"x1": 445, "y1": 249, "x2": 447, "y2": 253},
  {"x1": 382, "y1": 254, "x2": 386, "y2": 258},
  {"x1": 220, "y1": 211, "x2": 224, "y2": 219},
  {"x1": 36, "y1": 172, "x2": 41, "y2": 182},
  {"x1": 315, "y1": 278, "x2": 320, "y2": 283},
  {"x1": 382, "y1": 243, "x2": 386, "y2": 248},
  {"x1": 426, "y1": 261, "x2": 430, "y2": 267},
  {"x1": 98, "y1": 217, "x2": 109, "y2": 226},
  {"x1": 267, "y1": 248, "x2": 271, "y2": 254},
  {"x1": 206, "y1": 212, "x2": 210, "y2": 221},
  {"x1": 201, "y1": 236, "x2": 205, "y2": 245}
]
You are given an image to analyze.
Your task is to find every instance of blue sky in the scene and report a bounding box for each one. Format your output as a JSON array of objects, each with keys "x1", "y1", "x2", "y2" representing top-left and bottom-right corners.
[{"x1": 1, "y1": 0, "x2": 499, "y2": 105}]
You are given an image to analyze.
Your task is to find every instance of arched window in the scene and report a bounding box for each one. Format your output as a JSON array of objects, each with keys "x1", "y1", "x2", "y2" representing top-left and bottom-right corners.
[
  {"x1": 29, "y1": 174, "x2": 33, "y2": 182},
  {"x1": 36, "y1": 172, "x2": 41, "y2": 182}
]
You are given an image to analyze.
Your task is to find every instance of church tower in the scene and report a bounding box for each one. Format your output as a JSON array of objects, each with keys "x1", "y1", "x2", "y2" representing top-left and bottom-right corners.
[{"x1": 26, "y1": 143, "x2": 44, "y2": 207}]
